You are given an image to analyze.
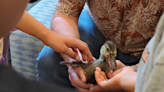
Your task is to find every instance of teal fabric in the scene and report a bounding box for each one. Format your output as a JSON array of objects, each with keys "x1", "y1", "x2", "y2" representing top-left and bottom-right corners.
[{"x1": 28, "y1": 0, "x2": 58, "y2": 29}]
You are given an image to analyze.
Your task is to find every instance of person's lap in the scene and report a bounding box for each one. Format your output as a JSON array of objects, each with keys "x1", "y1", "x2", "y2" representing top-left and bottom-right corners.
[{"x1": 37, "y1": 8, "x2": 139, "y2": 90}]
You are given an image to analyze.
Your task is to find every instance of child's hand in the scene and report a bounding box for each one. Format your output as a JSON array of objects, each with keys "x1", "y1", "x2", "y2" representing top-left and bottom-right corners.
[
  {"x1": 43, "y1": 31, "x2": 94, "y2": 61},
  {"x1": 95, "y1": 61, "x2": 137, "y2": 92}
]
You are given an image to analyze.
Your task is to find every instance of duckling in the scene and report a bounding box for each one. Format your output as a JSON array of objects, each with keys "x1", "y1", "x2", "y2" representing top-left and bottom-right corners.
[{"x1": 60, "y1": 40, "x2": 117, "y2": 84}]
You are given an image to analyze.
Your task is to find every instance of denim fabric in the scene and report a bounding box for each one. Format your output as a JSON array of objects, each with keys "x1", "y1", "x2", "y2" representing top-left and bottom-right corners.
[
  {"x1": 37, "y1": 8, "x2": 139, "y2": 89},
  {"x1": 0, "y1": 65, "x2": 74, "y2": 92}
]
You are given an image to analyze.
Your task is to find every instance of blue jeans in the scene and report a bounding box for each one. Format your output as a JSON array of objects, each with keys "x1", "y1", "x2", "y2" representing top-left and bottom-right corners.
[{"x1": 37, "y1": 8, "x2": 139, "y2": 89}]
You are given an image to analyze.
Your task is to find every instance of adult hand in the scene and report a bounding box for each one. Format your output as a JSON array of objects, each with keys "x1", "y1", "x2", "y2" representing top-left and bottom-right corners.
[
  {"x1": 68, "y1": 66, "x2": 110, "y2": 92},
  {"x1": 68, "y1": 56, "x2": 109, "y2": 92},
  {"x1": 68, "y1": 66, "x2": 92, "y2": 92},
  {"x1": 43, "y1": 31, "x2": 94, "y2": 61},
  {"x1": 95, "y1": 60, "x2": 137, "y2": 92}
]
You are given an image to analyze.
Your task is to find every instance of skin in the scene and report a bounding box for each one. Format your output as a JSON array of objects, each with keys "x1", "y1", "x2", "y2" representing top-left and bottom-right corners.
[
  {"x1": 51, "y1": 10, "x2": 105, "y2": 92},
  {"x1": 49, "y1": 2, "x2": 140, "y2": 91},
  {"x1": 0, "y1": 0, "x2": 93, "y2": 61},
  {"x1": 0, "y1": 0, "x2": 93, "y2": 91},
  {"x1": 16, "y1": 11, "x2": 93, "y2": 61},
  {"x1": 0, "y1": 0, "x2": 137, "y2": 91},
  {"x1": 95, "y1": 60, "x2": 137, "y2": 92}
]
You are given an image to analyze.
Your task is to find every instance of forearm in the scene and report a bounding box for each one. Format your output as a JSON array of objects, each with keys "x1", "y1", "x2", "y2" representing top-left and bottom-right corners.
[
  {"x1": 16, "y1": 11, "x2": 52, "y2": 42},
  {"x1": 51, "y1": 10, "x2": 80, "y2": 61},
  {"x1": 16, "y1": 10, "x2": 93, "y2": 61},
  {"x1": 51, "y1": 10, "x2": 79, "y2": 39}
]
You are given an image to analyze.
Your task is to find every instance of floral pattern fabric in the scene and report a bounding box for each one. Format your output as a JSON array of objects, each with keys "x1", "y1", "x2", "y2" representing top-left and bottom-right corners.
[{"x1": 57, "y1": 0, "x2": 164, "y2": 59}]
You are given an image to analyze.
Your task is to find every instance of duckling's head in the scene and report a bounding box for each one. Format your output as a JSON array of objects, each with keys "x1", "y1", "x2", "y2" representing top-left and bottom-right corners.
[{"x1": 100, "y1": 40, "x2": 117, "y2": 70}]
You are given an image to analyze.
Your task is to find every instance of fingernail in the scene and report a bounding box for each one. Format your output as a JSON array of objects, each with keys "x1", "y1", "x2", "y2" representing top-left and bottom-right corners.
[{"x1": 75, "y1": 56, "x2": 80, "y2": 61}]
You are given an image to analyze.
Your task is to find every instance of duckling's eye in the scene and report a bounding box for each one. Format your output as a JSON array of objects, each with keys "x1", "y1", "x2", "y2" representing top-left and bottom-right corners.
[
  {"x1": 105, "y1": 45, "x2": 109, "y2": 51},
  {"x1": 106, "y1": 48, "x2": 109, "y2": 51}
]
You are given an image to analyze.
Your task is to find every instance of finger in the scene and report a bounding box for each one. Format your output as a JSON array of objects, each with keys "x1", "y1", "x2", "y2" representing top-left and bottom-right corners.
[
  {"x1": 101, "y1": 71, "x2": 107, "y2": 79},
  {"x1": 96, "y1": 67, "x2": 101, "y2": 72},
  {"x1": 63, "y1": 46, "x2": 80, "y2": 61},
  {"x1": 116, "y1": 60, "x2": 126, "y2": 69},
  {"x1": 95, "y1": 67, "x2": 107, "y2": 80},
  {"x1": 76, "y1": 67, "x2": 87, "y2": 82},
  {"x1": 72, "y1": 48, "x2": 78, "y2": 54},
  {"x1": 81, "y1": 52, "x2": 87, "y2": 61},
  {"x1": 95, "y1": 71, "x2": 107, "y2": 83},
  {"x1": 68, "y1": 39, "x2": 94, "y2": 61},
  {"x1": 69, "y1": 74, "x2": 92, "y2": 89},
  {"x1": 95, "y1": 68, "x2": 108, "y2": 85},
  {"x1": 106, "y1": 72, "x2": 114, "y2": 79},
  {"x1": 68, "y1": 67, "x2": 92, "y2": 89},
  {"x1": 97, "y1": 68, "x2": 107, "y2": 79},
  {"x1": 95, "y1": 68, "x2": 121, "y2": 91}
]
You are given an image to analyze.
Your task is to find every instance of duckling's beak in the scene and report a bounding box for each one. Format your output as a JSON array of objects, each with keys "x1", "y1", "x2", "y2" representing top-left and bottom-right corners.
[{"x1": 109, "y1": 54, "x2": 117, "y2": 70}]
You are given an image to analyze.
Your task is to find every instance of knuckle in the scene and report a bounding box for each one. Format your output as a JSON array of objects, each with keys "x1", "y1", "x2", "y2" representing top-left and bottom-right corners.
[
  {"x1": 83, "y1": 43, "x2": 88, "y2": 48},
  {"x1": 63, "y1": 48, "x2": 71, "y2": 55}
]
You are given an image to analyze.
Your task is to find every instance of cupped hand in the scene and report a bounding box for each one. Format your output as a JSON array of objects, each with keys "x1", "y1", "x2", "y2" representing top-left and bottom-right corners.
[
  {"x1": 68, "y1": 66, "x2": 93, "y2": 92},
  {"x1": 95, "y1": 60, "x2": 137, "y2": 92},
  {"x1": 68, "y1": 66, "x2": 110, "y2": 92},
  {"x1": 43, "y1": 31, "x2": 94, "y2": 61}
]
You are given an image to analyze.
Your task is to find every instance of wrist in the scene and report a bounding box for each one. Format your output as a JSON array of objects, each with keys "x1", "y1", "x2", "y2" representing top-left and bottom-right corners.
[
  {"x1": 39, "y1": 28, "x2": 53, "y2": 41},
  {"x1": 39, "y1": 29, "x2": 59, "y2": 47}
]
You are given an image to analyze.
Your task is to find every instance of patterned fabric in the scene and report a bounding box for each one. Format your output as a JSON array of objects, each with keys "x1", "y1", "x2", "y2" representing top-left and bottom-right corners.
[
  {"x1": 10, "y1": 0, "x2": 58, "y2": 80},
  {"x1": 0, "y1": 28, "x2": 17, "y2": 65},
  {"x1": 57, "y1": 0, "x2": 164, "y2": 59}
]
